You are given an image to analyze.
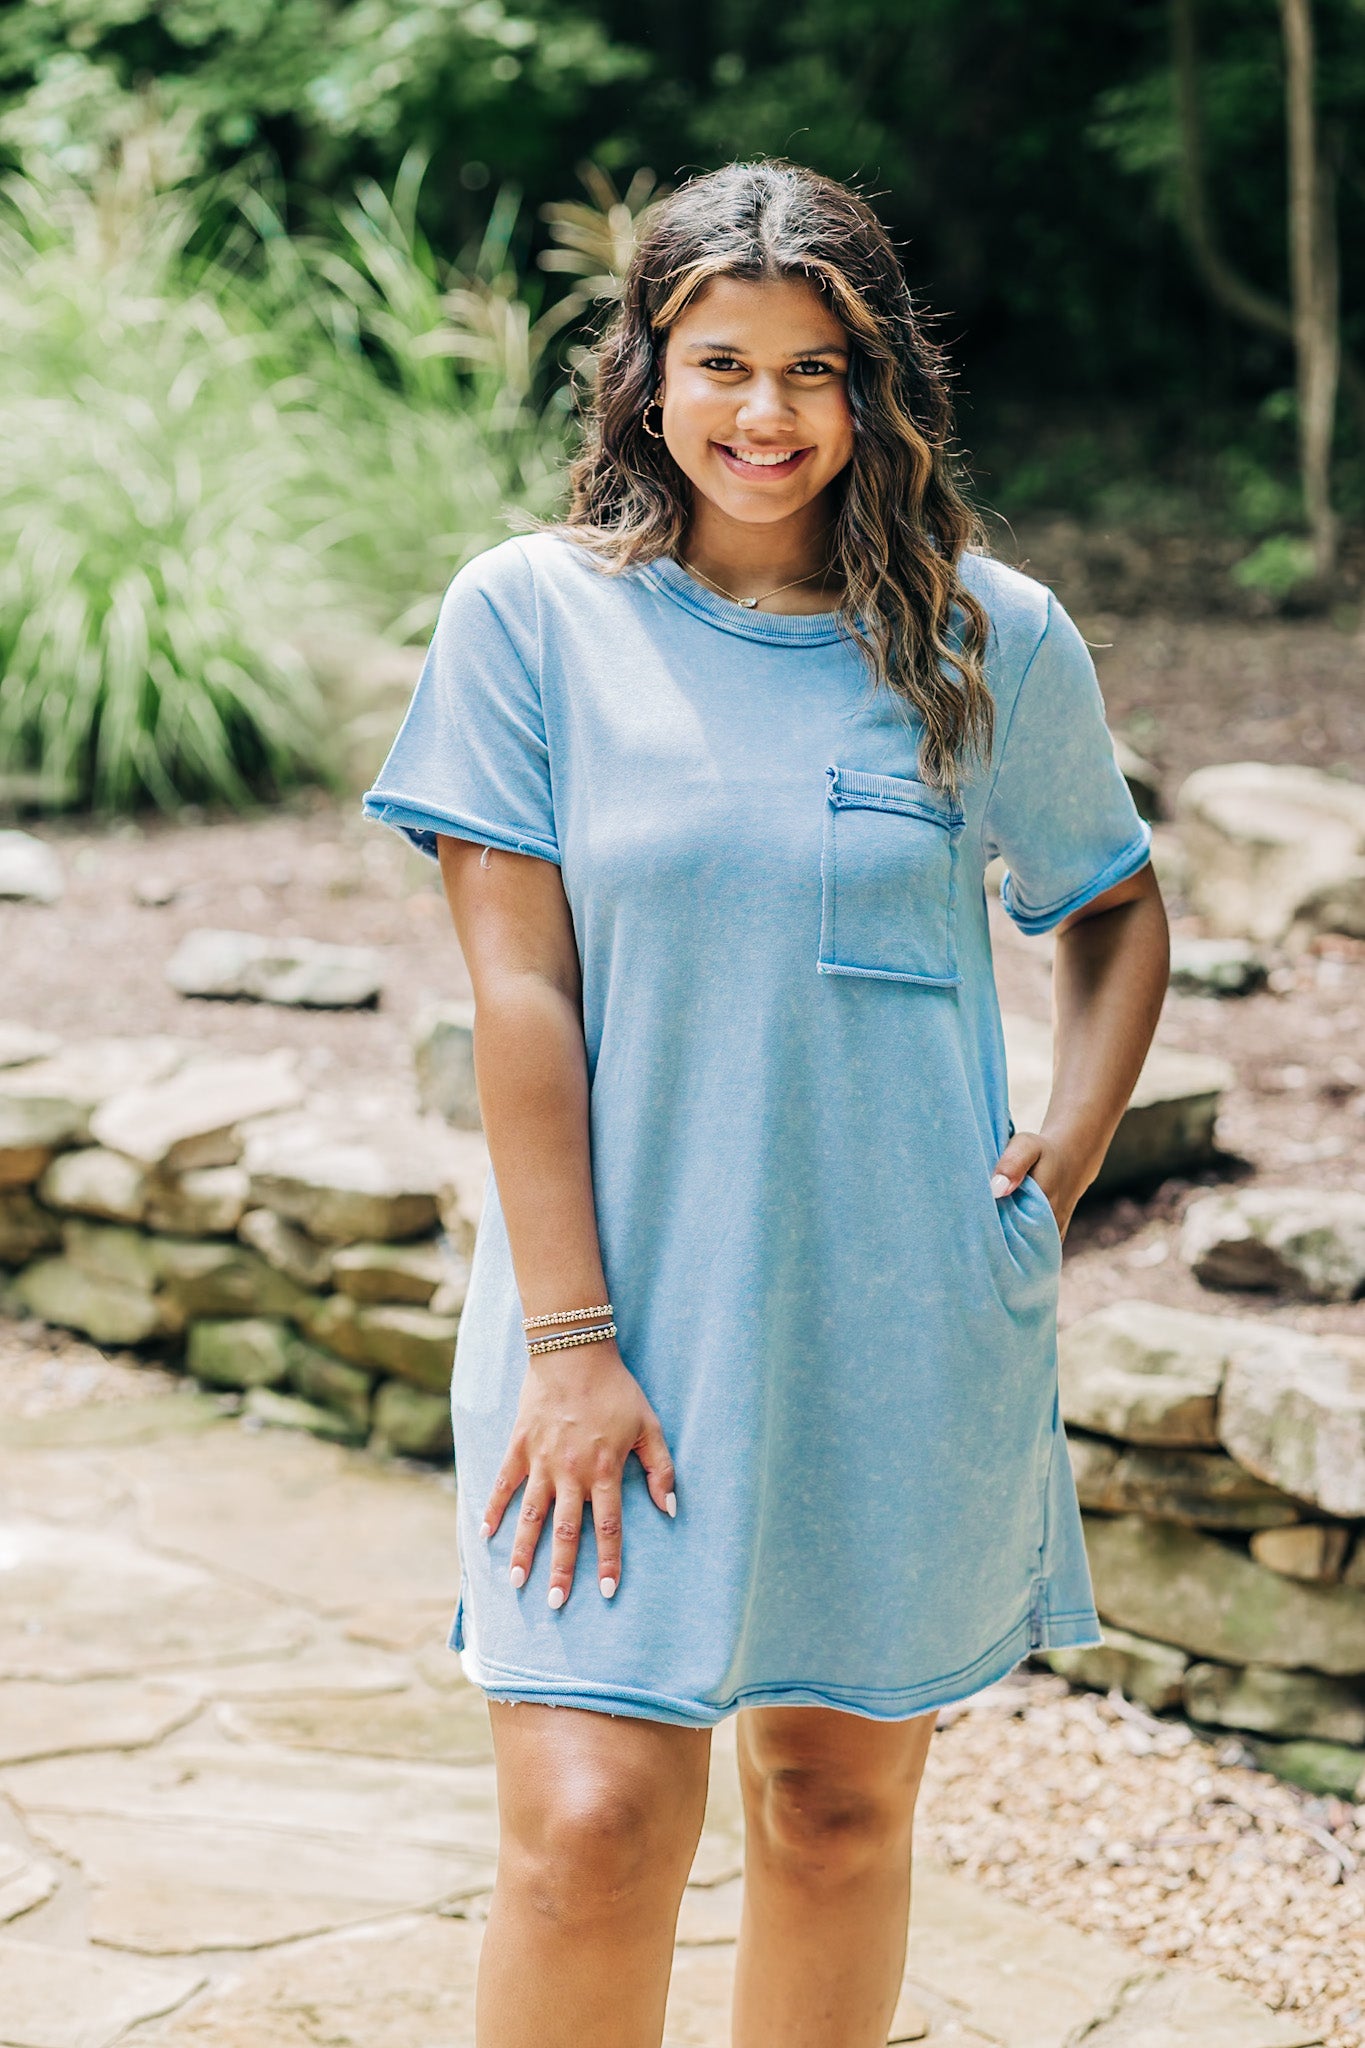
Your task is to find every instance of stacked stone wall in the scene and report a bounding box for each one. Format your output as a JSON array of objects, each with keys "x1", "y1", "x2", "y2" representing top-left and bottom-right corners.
[
  {"x1": 1052, "y1": 1298, "x2": 1365, "y2": 1800},
  {"x1": 0, "y1": 1033, "x2": 487, "y2": 1462}
]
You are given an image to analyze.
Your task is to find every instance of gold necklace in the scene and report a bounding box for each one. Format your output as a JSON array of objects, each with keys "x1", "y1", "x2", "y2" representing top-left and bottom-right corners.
[{"x1": 679, "y1": 556, "x2": 830, "y2": 611}]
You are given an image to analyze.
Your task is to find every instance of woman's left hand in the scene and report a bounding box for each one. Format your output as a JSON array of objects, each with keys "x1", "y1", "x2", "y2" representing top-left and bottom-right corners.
[{"x1": 989, "y1": 1131, "x2": 1089, "y2": 1240}]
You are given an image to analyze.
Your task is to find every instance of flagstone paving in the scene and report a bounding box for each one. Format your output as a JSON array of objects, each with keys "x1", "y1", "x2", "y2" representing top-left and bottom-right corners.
[{"x1": 0, "y1": 1395, "x2": 1323, "y2": 2047}]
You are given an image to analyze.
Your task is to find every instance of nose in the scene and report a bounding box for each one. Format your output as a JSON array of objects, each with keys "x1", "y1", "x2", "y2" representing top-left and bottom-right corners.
[{"x1": 734, "y1": 371, "x2": 794, "y2": 433}]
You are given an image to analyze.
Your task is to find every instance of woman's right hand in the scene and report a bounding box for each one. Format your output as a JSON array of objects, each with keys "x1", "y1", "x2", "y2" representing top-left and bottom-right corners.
[{"x1": 480, "y1": 1346, "x2": 677, "y2": 1607}]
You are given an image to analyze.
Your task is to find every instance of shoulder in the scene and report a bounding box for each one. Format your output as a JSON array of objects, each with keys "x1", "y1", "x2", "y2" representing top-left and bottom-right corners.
[
  {"x1": 444, "y1": 528, "x2": 616, "y2": 622},
  {"x1": 954, "y1": 549, "x2": 1055, "y2": 671}
]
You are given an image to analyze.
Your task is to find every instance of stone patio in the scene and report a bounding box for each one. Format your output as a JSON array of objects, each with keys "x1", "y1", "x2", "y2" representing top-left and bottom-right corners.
[{"x1": 0, "y1": 1395, "x2": 1323, "y2": 2048}]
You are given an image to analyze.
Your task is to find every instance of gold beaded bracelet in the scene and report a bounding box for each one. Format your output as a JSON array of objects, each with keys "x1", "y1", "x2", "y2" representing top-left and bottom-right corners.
[
  {"x1": 522, "y1": 1302, "x2": 613, "y2": 1332},
  {"x1": 526, "y1": 1321, "x2": 618, "y2": 1358}
]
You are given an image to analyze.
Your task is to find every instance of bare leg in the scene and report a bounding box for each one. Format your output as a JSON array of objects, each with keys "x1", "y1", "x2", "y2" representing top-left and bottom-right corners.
[
  {"x1": 732, "y1": 1705, "x2": 936, "y2": 2048},
  {"x1": 477, "y1": 1701, "x2": 711, "y2": 2048}
]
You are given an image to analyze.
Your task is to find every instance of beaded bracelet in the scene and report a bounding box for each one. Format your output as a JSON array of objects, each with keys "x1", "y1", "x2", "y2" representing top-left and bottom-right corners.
[
  {"x1": 522, "y1": 1302, "x2": 613, "y2": 1332},
  {"x1": 526, "y1": 1321, "x2": 618, "y2": 1358}
]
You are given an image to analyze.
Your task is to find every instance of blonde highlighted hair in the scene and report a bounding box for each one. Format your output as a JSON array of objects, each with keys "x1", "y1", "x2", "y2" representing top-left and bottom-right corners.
[{"x1": 556, "y1": 158, "x2": 994, "y2": 790}]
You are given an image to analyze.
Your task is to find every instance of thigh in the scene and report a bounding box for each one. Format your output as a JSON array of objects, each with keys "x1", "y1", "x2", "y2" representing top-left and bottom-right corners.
[
  {"x1": 737, "y1": 1705, "x2": 935, "y2": 1813},
  {"x1": 490, "y1": 1701, "x2": 712, "y2": 1864}
]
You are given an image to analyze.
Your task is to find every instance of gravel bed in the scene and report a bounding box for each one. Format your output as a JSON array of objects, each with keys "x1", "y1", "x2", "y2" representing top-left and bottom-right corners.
[{"x1": 921, "y1": 1671, "x2": 1364, "y2": 2047}]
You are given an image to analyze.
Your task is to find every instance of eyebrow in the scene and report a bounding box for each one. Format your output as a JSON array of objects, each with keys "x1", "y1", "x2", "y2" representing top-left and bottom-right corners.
[{"x1": 684, "y1": 339, "x2": 849, "y2": 358}]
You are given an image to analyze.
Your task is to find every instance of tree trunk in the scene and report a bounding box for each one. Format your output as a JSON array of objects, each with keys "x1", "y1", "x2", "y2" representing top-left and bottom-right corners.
[
  {"x1": 1169, "y1": 0, "x2": 1363, "y2": 442},
  {"x1": 1279, "y1": 0, "x2": 1340, "y2": 582}
]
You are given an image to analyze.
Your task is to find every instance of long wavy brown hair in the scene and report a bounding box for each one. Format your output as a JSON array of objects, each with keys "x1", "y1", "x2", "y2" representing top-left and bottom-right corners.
[{"x1": 556, "y1": 158, "x2": 994, "y2": 790}]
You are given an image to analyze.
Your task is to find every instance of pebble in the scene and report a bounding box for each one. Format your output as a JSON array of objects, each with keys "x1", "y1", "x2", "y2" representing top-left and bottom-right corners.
[{"x1": 920, "y1": 1673, "x2": 1364, "y2": 2048}]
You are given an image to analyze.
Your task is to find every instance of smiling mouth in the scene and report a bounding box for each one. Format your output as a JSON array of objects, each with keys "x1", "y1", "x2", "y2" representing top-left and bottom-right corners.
[{"x1": 715, "y1": 443, "x2": 812, "y2": 476}]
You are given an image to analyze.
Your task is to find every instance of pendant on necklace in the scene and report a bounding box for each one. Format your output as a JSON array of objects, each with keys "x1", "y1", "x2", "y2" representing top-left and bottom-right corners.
[{"x1": 739, "y1": 597, "x2": 758, "y2": 609}]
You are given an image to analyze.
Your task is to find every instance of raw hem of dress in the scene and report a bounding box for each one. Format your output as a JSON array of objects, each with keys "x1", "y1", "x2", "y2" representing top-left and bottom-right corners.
[{"x1": 455, "y1": 1606, "x2": 1103, "y2": 1728}]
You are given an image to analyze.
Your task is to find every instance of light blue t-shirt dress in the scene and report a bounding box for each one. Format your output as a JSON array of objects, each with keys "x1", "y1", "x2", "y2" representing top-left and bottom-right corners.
[{"x1": 363, "y1": 531, "x2": 1152, "y2": 1726}]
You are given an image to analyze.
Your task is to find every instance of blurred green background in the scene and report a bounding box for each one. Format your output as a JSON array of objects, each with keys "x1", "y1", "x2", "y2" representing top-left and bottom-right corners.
[{"x1": 1, "y1": 0, "x2": 1362, "y2": 810}]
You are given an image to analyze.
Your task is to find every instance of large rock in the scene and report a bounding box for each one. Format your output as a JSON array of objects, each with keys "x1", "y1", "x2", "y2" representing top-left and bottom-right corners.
[
  {"x1": 37, "y1": 1146, "x2": 148, "y2": 1224},
  {"x1": 244, "y1": 1109, "x2": 450, "y2": 1244},
  {"x1": 1058, "y1": 1300, "x2": 1266, "y2": 1446},
  {"x1": 144, "y1": 1164, "x2": 250, "y2": 1237},
  {"x1": 1003, "y1": 1014, "x2": 1229, "y2": 1193},
  {"x1": 1218, "y1": 1327, "x2": 1365, "y2": 1517},
  {"x1": 12, "y1": 1258, "x2": 172, "y2": 1345},
  {"x1": 412, "y1": 1001, "x2": 480, "y2": 1128},
  {"x1": 1184, "y1": 1661, "x2": 1365, "y2": 1744},
  {"x1": 1180, "y1": 1186, "x2": 1365, "y2": 1300},
  {"x1": 1248, "y1": 1524, "x2": 1350, "y2": 1583},
  {"x1": 61, "y1": 1218, "x2": 162, "y2": 1294},
  {"x1": 1175, "y1": 760, "x2": 1365, "y2": 946},
  {"x1": 1042, "y1": 1626, "x2": 1188, "y2": 1711},
  {"x1": 1167, "y1": 936, "x2": 1267, "y2": 998},
  {"x1": 155, "y1": 1239, "x2": 312, "y2": 1321},
  {"x1": 0, "y1": 1023, "x2": 58, "y2": 1068},
  {"x1": 237, "y1": 1206, "x2": 335, "y2": 1289},
  {"x1": 0, "y1": 829, "x2": 63, "y2": 902},
  {"x1": 90, "y1": 1051, "x2": 302, "y2": 1172},
  {"x1": 187, "y1": 1318, "x2": 293, "y2": 1390},
  {"x1": 331, "y1": 1240, "x2": 447, "y2": 1305},
  {"x1": 0, "y1": 1190, "x2": 61, "y2": 1265},
  {"x1": 1247, "y1": 1737, "x2": 1365, "y2": 1800},
  {"x1": 166, "y1": 927, "x2": 385, "y2": 1008},
  {"x1": 1066, "y1": 1431, "x2": 1300, "y2": 1530},
  {"x1": 287, "y1": 1340, "x2": 374, "y2": 1435},
  {"x1": 0, "y1": 1037, "x2": 187, "y2": 1183},
  {"x1": 370, "y1": 1380, "x2": 454, "y2": 1461},
  {"x1": 1083, "y1": 1513, "x2": 1365, "y2": 1674},
  {"x1": 298, "y1": 1295, "x2": 458, "y2": 1392},
  {"x1": 245, "y1": 1386, "x2": 365, "y2": 1444},
  {"x1": 435, "y1": 1129, "x2": 490, "y2": 1257}
]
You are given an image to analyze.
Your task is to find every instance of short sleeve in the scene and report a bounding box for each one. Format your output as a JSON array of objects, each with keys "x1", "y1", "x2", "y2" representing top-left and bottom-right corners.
[
  {"x1": 361, "y1": 541, "x2": 559, "y2": 865},
  {"x1": 982, "y1": 591, "x2": 1151, "y2": 934}
]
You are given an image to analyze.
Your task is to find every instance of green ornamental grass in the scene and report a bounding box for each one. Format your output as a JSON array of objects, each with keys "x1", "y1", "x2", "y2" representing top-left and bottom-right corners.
[{"x1": 0, "y1": 146, "x2": 569, "y2": 812}]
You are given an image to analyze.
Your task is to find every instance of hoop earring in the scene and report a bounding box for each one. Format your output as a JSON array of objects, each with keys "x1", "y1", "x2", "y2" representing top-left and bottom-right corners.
[{"x1": 641, "y1": 398, "x2": 666, "y2": 440}]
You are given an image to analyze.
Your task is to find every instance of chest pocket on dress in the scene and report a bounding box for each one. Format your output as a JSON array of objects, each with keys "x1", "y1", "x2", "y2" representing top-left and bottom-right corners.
[{"x1": 818, "y1": 765, "x2": 965, "y2": 987}]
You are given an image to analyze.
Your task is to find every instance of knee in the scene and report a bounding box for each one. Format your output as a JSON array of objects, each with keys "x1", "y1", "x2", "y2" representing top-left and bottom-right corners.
[
  {"x1": 749, "y1": 1762, "x2": 913, "y2": 1883},
  {"x1": 503, "y1": 1764, "x2": 673, "y2": 1928}
]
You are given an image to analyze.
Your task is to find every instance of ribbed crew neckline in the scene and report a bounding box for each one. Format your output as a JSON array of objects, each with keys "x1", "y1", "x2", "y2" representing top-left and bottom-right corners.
[{"x1": 639, "y1": 555, "x2": 851, "y2": 646}]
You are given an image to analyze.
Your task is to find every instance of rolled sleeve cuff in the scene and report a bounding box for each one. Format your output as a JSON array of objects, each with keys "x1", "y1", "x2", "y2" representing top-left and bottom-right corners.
[
  {"x1": 1000, "y1": 822, "x2": 1152, "y2": 936},
  {"x1": 361, "y1": 792, "x2": 561, "y2": 866}
]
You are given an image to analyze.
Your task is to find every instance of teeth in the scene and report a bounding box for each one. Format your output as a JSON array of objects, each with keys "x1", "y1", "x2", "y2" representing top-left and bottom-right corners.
[{"x1": 726, "y1": 447, "x2": 797, "y2": 467}]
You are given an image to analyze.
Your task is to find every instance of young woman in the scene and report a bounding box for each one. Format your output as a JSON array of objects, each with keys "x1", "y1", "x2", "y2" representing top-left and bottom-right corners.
[{"x1": 364, "y1": 158, "x2": 1169, "y2": 2048}]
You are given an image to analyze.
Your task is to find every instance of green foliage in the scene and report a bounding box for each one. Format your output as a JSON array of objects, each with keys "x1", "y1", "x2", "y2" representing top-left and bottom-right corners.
[
  {"x1": 0, "y1": 135, "x2": 567, "y2": 811},
  {"x1": 1230, "y1": 533, "x2": 1319, "y2": 602}
]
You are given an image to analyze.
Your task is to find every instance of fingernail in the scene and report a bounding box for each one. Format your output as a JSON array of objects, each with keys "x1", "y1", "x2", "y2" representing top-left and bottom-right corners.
[
  {"x1": 990, "y1": 1173, "x2": 1011, "y2": 1198},
  {"x1": 665, "y1": 1491, "x2": 677, "y2": 1518},
  {"x1": 599, "y1": 1576, "x2": 617, "y2": 1599},
  {"x1": 478, "y1": 1520, "x2": 491, "y2": 1540},
  {"x1": 548, "y1": 1585, "x2": 566, "y2": 1610},
  {"x1": 509, "y1": 1564, "x2": 526, "y2": 1588}
]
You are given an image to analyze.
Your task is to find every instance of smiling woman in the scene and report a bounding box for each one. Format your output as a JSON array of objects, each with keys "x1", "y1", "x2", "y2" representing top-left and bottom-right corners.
[{"x1": 362, "y1": 158, "x2": 1170, "y2": 2048}]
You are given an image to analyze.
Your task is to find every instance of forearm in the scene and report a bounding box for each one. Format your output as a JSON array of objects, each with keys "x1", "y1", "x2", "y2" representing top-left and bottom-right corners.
[
  {"x1": 1042, "y1": 881, "x2": 1170, "y2": 1191},
  {"x1": 473, "y1": 972, "x2": 609, "y2": 1319}
]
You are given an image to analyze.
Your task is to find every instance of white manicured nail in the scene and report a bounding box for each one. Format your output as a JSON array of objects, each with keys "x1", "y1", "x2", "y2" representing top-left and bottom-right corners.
[
  {"x1": 600, "y1": 1577, "x2": 617, "y2": 1600},
  {"x1": 548, "y1": 1585, "x2": 566, "y2": 1610},
  {"x1": 665, "y1": 1492, "x2": 677, "y2": 1518},
  {"x1": 990, "y1": 1173, "x2": 1011, "y2": 1198},
  {"x1": 509, "y1": 1564, "x2": 526, "y2": 1588},
  {"x1": 478, "y1": 1520, "x2": 491, "y2": 1540}
]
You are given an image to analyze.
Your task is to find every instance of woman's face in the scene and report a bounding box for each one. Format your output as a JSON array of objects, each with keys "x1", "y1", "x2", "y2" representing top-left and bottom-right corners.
[{"x1": 657, "y1": 274, "x2": 855, "y2": 529}]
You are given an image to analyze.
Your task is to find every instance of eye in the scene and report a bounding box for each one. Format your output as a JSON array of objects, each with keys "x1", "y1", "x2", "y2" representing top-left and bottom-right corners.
[
  {"x1": 791, "y1": 358, "x2": 838, "y2": 377},
  {"x1": 699, "y1": 355, "x2": 744, "y2": 373}
]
